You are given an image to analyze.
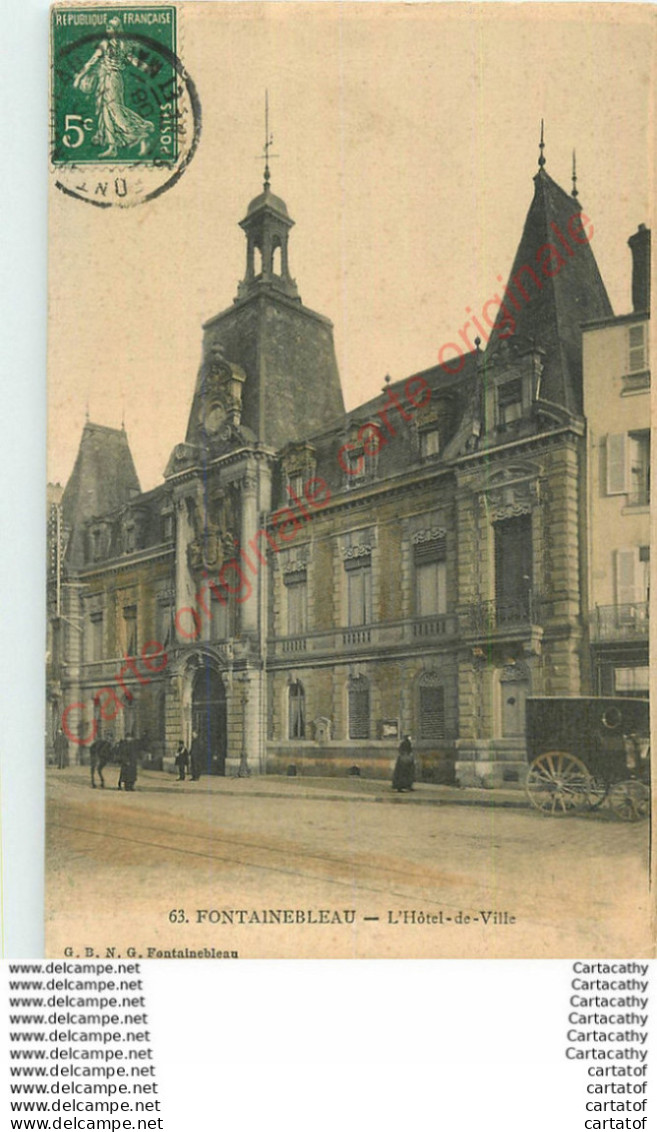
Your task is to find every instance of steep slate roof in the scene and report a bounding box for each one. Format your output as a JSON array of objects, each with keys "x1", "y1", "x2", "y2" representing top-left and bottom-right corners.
[
  {"x1": 62, "y1": 422, "x2": 140, "y2": 563},
  {"x1": 486, "y1": 168, "x2": 613, "y2": 413}
]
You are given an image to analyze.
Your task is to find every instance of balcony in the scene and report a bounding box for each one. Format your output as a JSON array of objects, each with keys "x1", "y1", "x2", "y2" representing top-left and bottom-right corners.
[
  {"x1": 460, "y1": 596, "x2": 545, "y2": 652},
  {"x1": 590, "y1": 603, "x2": 649, "y2": 642},
  {"x1": 269, "y1": 614, "x2": 458, "y2": 659}
]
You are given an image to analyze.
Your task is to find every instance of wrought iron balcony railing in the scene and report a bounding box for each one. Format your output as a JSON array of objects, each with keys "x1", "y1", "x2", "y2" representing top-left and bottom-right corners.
[
  {"x1": 461, "y1": 596, "x2": 543, "y2": 636},
  {"x1": 590, "y1": 603, "x2": 649, "y2": 642}
]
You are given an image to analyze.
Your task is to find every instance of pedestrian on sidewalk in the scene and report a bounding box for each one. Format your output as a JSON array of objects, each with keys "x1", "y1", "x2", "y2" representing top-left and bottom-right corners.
[
  {"x1": 174, "y1": 740, "x2": 189, "y2": 781},
  {"x1": 118, "y1": 736, "x2": 138, "y2": 791},
  {"x1": 54, "y1": 727, "x2": 69, "y2": 769},
  {"x1": 392, "y1": 734, "x2": 416, "y2": 793}
]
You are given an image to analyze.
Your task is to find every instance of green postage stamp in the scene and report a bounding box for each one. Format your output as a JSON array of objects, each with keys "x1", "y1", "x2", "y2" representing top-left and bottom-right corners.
[
  {"x1": 50, "y1": 5, "x2": 200, "y2": 206},
  {"x1": 52, "y1": 7, "x2": 178, "y2": 165}
]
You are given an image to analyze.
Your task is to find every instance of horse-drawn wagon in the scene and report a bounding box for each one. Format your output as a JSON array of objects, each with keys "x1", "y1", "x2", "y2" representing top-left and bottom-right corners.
[{"x1": 524, "y1": 696, "x2": 650, "y2": 820}]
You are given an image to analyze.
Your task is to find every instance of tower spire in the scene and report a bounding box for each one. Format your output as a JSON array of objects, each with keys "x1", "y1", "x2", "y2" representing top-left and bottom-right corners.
[
  {"x1": 571, "y1": 149, "x2": 578, "y2": 199},
  {"x1": 538, "y1": 119, "x2": 546, "y2": 168},
  {"x1": 257, "y1": 89, "x2": 278, "y2": 190}
]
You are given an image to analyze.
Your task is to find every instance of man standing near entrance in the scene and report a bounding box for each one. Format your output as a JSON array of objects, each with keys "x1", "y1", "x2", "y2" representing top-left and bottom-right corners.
[
  {"x1": 189, "y1": 730, "x2": 203, "y2": 781},
  {"x1": 174, "y1": 740, "x2": 189, "y2": 781}
]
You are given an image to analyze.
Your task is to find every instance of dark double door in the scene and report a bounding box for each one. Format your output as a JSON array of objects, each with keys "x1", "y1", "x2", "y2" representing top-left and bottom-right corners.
[{"x1": 192, "y1": 668, "x2": 227, "y2": 775}]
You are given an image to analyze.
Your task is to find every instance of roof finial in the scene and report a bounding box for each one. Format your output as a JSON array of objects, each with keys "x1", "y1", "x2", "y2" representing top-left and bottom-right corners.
[
  {"x1": 571, "y1": 149, "x2": 578, "y2": 199},
  {"x1": 258, "y1": 89, "x2": 278, "y2": 191},
  {"x1": 538, "y1": 119, "x2": 546, "y2": 168}
]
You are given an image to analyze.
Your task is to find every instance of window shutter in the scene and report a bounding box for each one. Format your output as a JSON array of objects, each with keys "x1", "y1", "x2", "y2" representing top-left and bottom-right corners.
[
  {"x1": 349, "y1": 683, "x2": 370, "y2": 739},
  {"x1": 419, "y1": 685, "x2": 445, "y2": 741},
  {"x1": 616, "y1": 548, "x2": 637, "y2": 607},
  {"x1": 606, "y1": 434, "x2": 628, "y2": 495},
  {"x1": 628, "y1": 325, "x2": 647, "y2": 373}
]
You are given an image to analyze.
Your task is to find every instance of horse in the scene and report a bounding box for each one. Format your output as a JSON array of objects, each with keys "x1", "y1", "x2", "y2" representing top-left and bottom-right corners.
[{"x1": 89, "y1": 738, "x2": 113, "y2": 789}]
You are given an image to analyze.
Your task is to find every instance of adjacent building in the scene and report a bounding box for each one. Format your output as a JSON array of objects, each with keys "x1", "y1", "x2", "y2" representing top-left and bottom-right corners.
[
  {"x1": 47, "y1": 147, "x2": 650, "y2": 787},
  {"x1": 582, "y1": 225, "x2": 651, "y2": 699}
]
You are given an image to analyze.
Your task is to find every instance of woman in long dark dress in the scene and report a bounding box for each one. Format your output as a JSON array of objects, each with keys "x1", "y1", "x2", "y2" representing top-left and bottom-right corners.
[{"x1": 392, "y1": 734, "x2": 415, "y2": 792}]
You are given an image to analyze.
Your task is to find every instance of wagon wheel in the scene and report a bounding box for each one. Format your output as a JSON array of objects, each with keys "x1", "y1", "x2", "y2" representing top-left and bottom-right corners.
[
  {"x1": 525, "y1": 751, "x2": 593, "y2": 815},
  {"x1": 607, "y1": 780, "x2": 650, "y2": 822}
]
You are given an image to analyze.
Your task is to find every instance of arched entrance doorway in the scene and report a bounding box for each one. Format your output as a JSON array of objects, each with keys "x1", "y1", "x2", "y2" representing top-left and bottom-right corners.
[{"x1": 192, "y1": 666, "x2": 227, "y2": 775}]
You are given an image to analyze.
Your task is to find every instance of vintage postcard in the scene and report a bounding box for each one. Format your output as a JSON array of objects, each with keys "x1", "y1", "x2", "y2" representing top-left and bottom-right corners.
[{"x1": 46, "y1": 2, "x2": 654, "y2": 959}]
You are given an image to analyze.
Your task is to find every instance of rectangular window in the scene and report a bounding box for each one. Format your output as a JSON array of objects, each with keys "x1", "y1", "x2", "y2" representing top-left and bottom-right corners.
[
  {"x1": 419, "y1": 685, "x2": 445, "y2": 741},
  {"x1": 416, "y1": 560, "x2": 447, "y2": 616},
  {"x1": 614, "y1": 666, "x2": 649, "y2": 697},
  {"x1": 494, "y1": 514, "x2": 533, "y2": 622},
  {"x1": 346, "y1": 557, "x2": 372, "y2": 626},
  {"x1": 88, "y1": 612, "x2": 103, "y2": 663},
  {"x1": 211, "y1": 594, "x2": 230, "y2": 641},
  {"x1": 420, "y1": 428, "x2": 440, "y2": 458},
  {"x1": 615, "y1": 547, "x2": 649, "y2": 610},
  {"x1": 629, "y1": 431, "x2": 650, "y2": 505},
  {"x1": 345, "y1": 448, "x2": 366, "y2": 480},
  {"x1": 123, "y1": 605, "x2": 137, "y2": 655},
  {"x1": 284, "y1": 570, "x2": 307, "y2": 636},
  {"x1": 497, "y1": 379, "x2": 523, "y2": 427},
  {"x1": 157, "y1": 600, "x2": 174, "y2": 648},
  {"x1": 287, "y1": 473, "x2": 305, "y2": 500},
  {"x1": 628, "y1": 324, "x2": 648, "y2": 373},
  {"x1": 414, "y1": 535, "x2": 447, "y2": 616}
]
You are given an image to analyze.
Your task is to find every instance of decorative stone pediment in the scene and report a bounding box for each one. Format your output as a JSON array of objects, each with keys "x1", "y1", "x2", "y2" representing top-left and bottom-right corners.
[
  {"x1": 341, "y1": 527, "x2": 376, "y2": 561},
  {"x1": 280, "y1": 544, "x2": 310, "y2": 575},
  {"x1": 412, "y1": 526, "x2": 447, "y2": 546},
  {"x1": 482, "y1": 464, "x2": 540, "y2": 521}
]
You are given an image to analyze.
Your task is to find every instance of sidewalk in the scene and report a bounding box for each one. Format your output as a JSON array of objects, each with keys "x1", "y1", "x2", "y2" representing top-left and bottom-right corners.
[
  {"x1": 55, "y1": 765, "x2": 529, "y2": 809},
  {"x1": 209, "y1": 773, "x2": 531, "y2": 809}
]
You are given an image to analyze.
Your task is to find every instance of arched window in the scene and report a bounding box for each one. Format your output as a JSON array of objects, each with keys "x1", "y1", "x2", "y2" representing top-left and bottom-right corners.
[
  {"x1": 289, "y1": 680, "x2": 305, "y2": 739},
  {"x1": 254, "y1": 245, "x2": 263, "y2": 276},
  {"x1": 272, "y1": 243, "x2": 282, "y2": 275},
  {"x1": 348, "y1": 675, "x2": 370, "y2": 739}
]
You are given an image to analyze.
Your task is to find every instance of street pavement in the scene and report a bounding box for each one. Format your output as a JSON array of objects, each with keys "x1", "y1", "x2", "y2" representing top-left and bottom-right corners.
[{"x1": 46, "y1": 767, "x2": 652, "y2": 959}]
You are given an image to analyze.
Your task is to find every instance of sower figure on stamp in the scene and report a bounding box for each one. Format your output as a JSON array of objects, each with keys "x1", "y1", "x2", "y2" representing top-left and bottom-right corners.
[
  {"x1": 72, "y1": 17, "x2": 155, "y2": 159},
  {"x1": 189, "y1": 731, "x2": 203, "y2": 781},
  {"x1": 174, "y1": 740, "x2": 189, "y2": 782},
  {"x1": 392, "y1": 734, "x2": 416, "y2": 793}
]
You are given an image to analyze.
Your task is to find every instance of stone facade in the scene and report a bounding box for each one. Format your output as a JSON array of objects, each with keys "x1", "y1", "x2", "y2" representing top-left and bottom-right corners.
[{"x1": 47, "y1": 158, "x2": 645, "y2": 786}]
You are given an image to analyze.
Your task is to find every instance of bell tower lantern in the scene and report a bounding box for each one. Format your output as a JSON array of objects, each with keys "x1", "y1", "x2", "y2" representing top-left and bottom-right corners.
[{"x1": 236, "y1": 172, "x2": 300, "y2": 302}]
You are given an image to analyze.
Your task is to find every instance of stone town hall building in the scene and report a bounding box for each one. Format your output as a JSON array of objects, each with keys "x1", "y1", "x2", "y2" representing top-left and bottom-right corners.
[{"x1": 47, "y1": 148, "x2": 651, "y2": 787}]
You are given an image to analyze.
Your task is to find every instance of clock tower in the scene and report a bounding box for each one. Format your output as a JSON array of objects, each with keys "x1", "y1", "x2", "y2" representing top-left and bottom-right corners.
[{"x1": 183, "y1": 172, "x2": 345, "y2": 453}]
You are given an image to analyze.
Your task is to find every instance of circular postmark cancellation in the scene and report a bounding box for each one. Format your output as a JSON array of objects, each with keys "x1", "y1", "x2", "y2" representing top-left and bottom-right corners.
[{"x1": 51, "y1": 6, "x2": 201, "y2": 208}]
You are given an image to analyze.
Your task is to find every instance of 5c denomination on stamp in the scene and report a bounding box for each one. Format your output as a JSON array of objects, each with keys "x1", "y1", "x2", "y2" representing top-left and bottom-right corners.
[{"x1": 51, "y1": 5, "x2": 201, "y2": 207}]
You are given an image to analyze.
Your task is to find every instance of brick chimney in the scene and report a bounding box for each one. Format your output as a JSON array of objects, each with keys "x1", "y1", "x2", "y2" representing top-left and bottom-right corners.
[{"x1": 628, "y1": 224, "x2": 651, "y2": 313}]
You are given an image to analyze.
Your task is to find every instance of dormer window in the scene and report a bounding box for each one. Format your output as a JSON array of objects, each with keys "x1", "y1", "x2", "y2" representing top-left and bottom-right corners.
[
  {"x1": 90, "y1": 528, "x2": 103, "y2": 562},
  {"x1": 287, "y1": 472, "x2": 305, "y2": 499},
  {"x1": 497, "y1": 379, "x2": 523, "y2": 429},
  {"x1": 162, "y1": 512, "x2": 174, "y2": 542},
  {"x1": 420, "y1": 427, "x2": 440, "y2": 459}
]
